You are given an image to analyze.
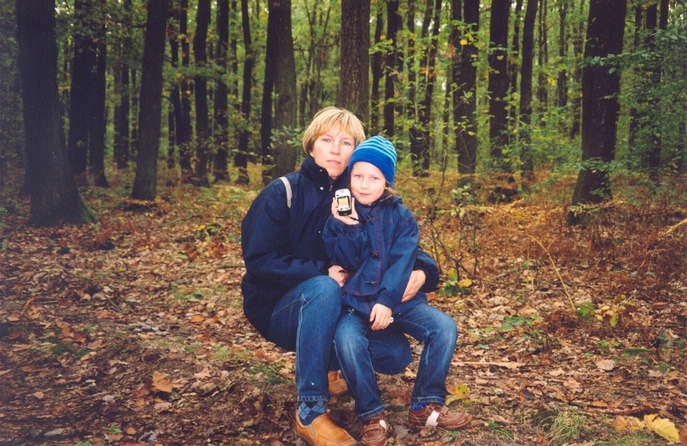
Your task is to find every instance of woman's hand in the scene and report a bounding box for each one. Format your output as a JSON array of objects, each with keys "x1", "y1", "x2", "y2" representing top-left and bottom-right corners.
[
  {"x1": 370, "y1": 304, "x2": 393, "y2": 330},
  {"x1": 328, "y1": 264, "x2": 349, "y2": 287},
  {"x1": 331, "y1": 197, "x2": 359, "y2": 225},
  {"x1": 401, "y1": 270, "x2": 426, "y2": 302}
]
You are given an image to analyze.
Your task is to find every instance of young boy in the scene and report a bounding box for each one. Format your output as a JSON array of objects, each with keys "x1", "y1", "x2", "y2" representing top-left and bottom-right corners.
[{"x1": 322, "y1": 136, "x2": 472, "y2": 446}]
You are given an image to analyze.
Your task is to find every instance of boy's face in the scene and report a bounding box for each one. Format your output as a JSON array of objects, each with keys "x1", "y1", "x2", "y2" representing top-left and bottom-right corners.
[{"x1": 350, "y1": 161, "x2": 386, "y2": 205}]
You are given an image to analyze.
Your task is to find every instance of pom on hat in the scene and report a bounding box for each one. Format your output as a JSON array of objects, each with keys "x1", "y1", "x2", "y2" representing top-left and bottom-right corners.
[{"x1": 348, "y1": 136, "x2": 398, "y2": 185}]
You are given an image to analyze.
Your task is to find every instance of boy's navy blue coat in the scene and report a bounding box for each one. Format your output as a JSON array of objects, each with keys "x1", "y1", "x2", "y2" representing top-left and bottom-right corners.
[
  {"x1": 323, "y1": 195, "x2": 428, "y2": 316},
  {"x1": 241, "y1": 156, "x2": 439, "y2": 338}
]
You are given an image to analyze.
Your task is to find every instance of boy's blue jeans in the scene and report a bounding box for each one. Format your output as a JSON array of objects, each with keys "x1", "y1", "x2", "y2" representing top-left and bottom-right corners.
[
  {"x1": 334, "y1": 303, "x2": 458, "y2": 420},
  {"x1": 266, "y1": 276, "x2": 413, "y2": 405}
]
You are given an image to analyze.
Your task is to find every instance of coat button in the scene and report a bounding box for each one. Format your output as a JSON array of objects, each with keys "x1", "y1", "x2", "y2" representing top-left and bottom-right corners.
[
  {"x1": 370, "y1": 250, "x2": 379, "y2": 258},
  {"x1": 366, "y1": 281, "x2": 378, "y2": 285}
]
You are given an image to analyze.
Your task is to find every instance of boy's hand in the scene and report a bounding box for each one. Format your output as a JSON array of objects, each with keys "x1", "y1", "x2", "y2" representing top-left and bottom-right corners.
[
  {"x1": 370, "y1": 304, "x2": 393, "y2": 330},
  {"x1": 331, "y1": 197, "x2": 359, "y2": 225}
]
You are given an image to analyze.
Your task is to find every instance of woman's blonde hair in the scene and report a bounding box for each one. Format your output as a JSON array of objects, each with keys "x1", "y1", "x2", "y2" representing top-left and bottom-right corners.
[{"x1": 302, "y1": 106, "x2": 366, "y2": 155}]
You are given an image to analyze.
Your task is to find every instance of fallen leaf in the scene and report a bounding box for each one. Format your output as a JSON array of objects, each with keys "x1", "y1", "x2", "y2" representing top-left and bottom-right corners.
[
  {"x1": 596, "y1": 359, "x2": 615, "y2": 371},
  {"x1": 613, "y1": 415, "x2": 644, "y2": 432},
  {"x1": 445, "y1": 383, "x2": 470, "y2": 405},
  {"x1": 590, "y1": 400, "x2": 608, "y2": 408},
  {"x1": 563, "y1": 379, "x2": 581, "y2": 389},
  {"x1": 644, "y1": 414, "x2": 680, "y2": 442},
  {"x1": 152, "y1": 372, "x2": 173, "y2": 393},
  {"x1": 33, "y1": 391, "x2": 44, "y2": 399}
]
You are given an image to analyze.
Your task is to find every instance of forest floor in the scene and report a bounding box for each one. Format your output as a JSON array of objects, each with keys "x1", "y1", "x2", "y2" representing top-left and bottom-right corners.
[{"x1": 1, "y1": 165, "x2": 687, "y2": 446}]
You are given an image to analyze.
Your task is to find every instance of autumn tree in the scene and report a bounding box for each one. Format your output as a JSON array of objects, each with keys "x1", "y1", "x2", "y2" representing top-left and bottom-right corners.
[
  {"x1": 191, "y1": 0, "x2": 211, "y2": 187},
  {"x1": 488, "y1": 0, "x2": 511, "y2": 172},
  {"x1": 268, "y1": 0, "x2": 297, "y2": 179},
  {"x1": 131, "y1": 0, "x2": 171, "y2": 201},
  {"x1": 337, "y1": 0, "x2": 370, "y2": 123},
  {"x1": 236, "y1": 0, "x2": 253, "y2": 185},
  {"x1": 568, "y1": 0, "x2": 627, "y2": 224},
  {"x1": 213, "y1": 0, "x2": 230, "y2": 181},
  {"x1": 16, "y1": 0, "x2": 94, "y2": 225}
]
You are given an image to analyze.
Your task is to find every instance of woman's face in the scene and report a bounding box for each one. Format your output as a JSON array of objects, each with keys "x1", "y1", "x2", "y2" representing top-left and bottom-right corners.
[{"x1": 310, "y1": 124, "x2": 355, "y2": 180}]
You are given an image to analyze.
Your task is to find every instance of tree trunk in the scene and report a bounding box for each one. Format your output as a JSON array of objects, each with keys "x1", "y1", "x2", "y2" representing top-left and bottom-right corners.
[
  {"x1": 519, "y1": 0, "x2": 538, "y2": 179},
  {"x1": 131, "y1": 0, "x2": 170, "y2": 200},
  {"x1": 383, "y1": 0, "x2": 400, "y2": 137},
  {"x1": 113, "y1": 0, "x2": 131, "y2": 171},
  {"x1": 411, "y1": 0, "x2": 442, "y2": 175},
  {"x1": 89, "y1": 6, "x2": 109, "y2": 188},
  {"x1": 536, "y1": 0, "x2": 549, "y2": 119},
  {"x1": 237, "y1": 0, "x2": 253, "y2": 184},
  {"x1": 568, "y1": 0, "x2": 626, "y2": 224},
  {"x1": 453, "y1": 0, "x2": 479, "y2": 176},
  {"x1": 488, "y1": 0, "x2": 511, "y2": 171},
  {"x1": 192, "y1": 0, "x2": 211, "y2": 187},
  {"x1": 370, "y1": 4, "x2": 384, "y2": 134},
  {"x1": 16, "y1": 0, "x2": 94, "y2": 225},
  {"x1": 556, "y1": 2, "x2": 568, "y2": 109},
  {"x1": 270, "y1": 0, "x2": 298, "y2": 179},
  {"x1": 568, "y1": 0, "x2": 585, "y2": 138},
  {"x1": 67, "y1": 0, "x2": 96, "y2": 183},
  {"x1": 259, "y1": 0, "x2": 275, "y2": 184},
  {"x1": 509, "y1": 0, "x2": 523, "y2": 129},
  {"x1": 338, "y1": 0, "x2": 370, "y2": 124},
  {"x1": 213, "y1": 0, "x2": 230, "y2": 181},
  {"x1": 178, "y1": 0, "x2": 193, "y2": 173}
]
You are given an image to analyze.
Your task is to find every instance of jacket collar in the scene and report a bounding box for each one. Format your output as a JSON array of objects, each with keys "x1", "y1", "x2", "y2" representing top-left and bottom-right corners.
[{"x1": 301, "y1": 155, "x2": 349, "y2": 190}]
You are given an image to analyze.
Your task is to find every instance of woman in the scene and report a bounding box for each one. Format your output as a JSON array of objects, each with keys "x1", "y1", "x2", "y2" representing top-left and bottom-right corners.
[{"x1": 240, "y1": 107, "x2": 439, "y2": 446}]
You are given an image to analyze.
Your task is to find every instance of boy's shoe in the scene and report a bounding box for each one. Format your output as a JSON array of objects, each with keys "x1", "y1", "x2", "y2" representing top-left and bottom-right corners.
[
  {"x1": 295, "y1": 412, "x2": 358, "y2": 446},
  {"x1": 408, "y1": 403, "x2": 472, "y2": 430},
  {"x1": 358, "y1": 414, "x2": 389, "y2": 446},
  {"x1": 328, "y1": 370, "x2": 348, "y2": 396}
]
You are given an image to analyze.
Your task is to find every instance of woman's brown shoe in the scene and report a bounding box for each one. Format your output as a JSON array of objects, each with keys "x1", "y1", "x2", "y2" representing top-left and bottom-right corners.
[
  {"x1": 328, "y1": 370, "x2": 348, "y2": 396},
  {"x1": 358, "y1": 414, "x2": 389, "y2": 446},
  {"x1": 408, "y1": 403, "x2": 472, "y2": 430},
  {"x1": 295, "y1": 412, "x2": 358, "y2": 446}
]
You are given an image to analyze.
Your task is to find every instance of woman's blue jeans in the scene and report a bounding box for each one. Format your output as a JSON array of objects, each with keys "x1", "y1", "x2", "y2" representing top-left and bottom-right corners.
[
  {"x1": 333, "y1": 303, "x2": 458, "y2": 420},
  {"x1": 266, "y1": 276, "x2": 413, "y2": 404}
]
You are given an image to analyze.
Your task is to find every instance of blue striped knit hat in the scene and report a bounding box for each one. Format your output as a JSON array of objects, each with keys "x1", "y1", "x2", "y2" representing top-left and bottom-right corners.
[{"x1": 348, "y1": 136, "x2": 398, "y2": 185}]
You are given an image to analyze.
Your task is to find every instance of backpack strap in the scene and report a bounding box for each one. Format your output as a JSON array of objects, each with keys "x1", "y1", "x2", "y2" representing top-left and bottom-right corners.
[{"x1": 279, "y1": 176, "x2": 292, "y2": 209}]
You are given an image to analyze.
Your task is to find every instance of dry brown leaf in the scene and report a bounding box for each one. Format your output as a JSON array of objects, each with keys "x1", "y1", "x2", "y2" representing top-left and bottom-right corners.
[
  {"x1": 596, "y1": 359, "x2": 615, "y2": 371},
  {"x1": 613, "y1": 415, "x2": 644, "y2": 432},
  {"x1": 152, "y1": 371, "x2": 173, "y2": 393}
]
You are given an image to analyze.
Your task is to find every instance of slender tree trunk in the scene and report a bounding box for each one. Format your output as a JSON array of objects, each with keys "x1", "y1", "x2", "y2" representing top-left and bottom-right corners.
[
  {"x1": 536, "y1": 0, "x2": 549, "y2": 120},
  {"x1": 213, "y1": 0, "x2": 230, "y2": 181},
  {"x1": 453, "y1": 0, "x2": 479, "y2": 176},
  {"x1": 270, "y1": 0, "x2": 298, "y2": 179},
  {"x1": 569, "y1": 0, "x2": 585, "y2": 138},
  {"x1": 16, "y1": 0, "x2": 94, "y2": 225},
  {"x1": 519, "y1": 0, "x2": 538, "y2": 180},
  {"x1": 113, "y1": 0, "x2": 131, "y2": 171},
  {"x1": 132, "y1": 0, "x2": 170, "y2": 200},
  {"x1": 89, "y1": 7, "x2": 109, "y2": 188},
  {"x1": 192, "y1": 0, "x2": 211, "y2": 187},
  {"x1": 488, "y1": 0, "x2": 511, "y2": 171},
  {"x1": 509, "y1": 0, "x2": 523, "y2": 130},
  {"x1": 237, "y1": 0, "x2": 253, "y2": 184},
  {"x1": 568, "y1": 0, "x2": 626, "y2": 224},
  {"x1": 67, "y1": 0, "x2": 96, "y2": 183},
  {"x1": 557, "y1": 2, "x2": 568, "y2": 109},
  {"x1": 383, "y1": 0, "x2": 400, "y2": 137},
  {"x1": 178, "y1": 0, "x2": 193, "y2": 173},
  {"x1": 259, "y1": 0, "x2": 275, "y2": 184},
  {"x1": 370, "y1": 4, "x2": 384, "y2": 134},
  {"x1": 338, "y1": 0, "x2": 370, "y2": 124}
]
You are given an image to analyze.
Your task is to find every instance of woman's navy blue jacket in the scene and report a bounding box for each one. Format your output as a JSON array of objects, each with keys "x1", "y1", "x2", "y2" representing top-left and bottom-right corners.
[
  {"x1": 240, "y1": 156, "x2": 439, "y2": 338},
  {"x1": 323, "y1": 195, "x2": 427, "y2": 316}
]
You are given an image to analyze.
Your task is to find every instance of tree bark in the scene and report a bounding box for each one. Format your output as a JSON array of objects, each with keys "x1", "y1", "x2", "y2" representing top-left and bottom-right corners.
[
  {"x1": 338, "y1": 0, "x2": 370, "y2": 124},
  {"x1": 89, "y1": 5, "x2": 109, "y2": 188},
  {"x1": 568, "y1": 0, "x2": 626, "y2": 224},
  {"x1": 270, "y1": 0, "x2": 298, "y2": 179},
  {"x1": 67, "y1": 0, "x2": 97, "y2": 183},
  {"x1": 213, "y1": 0, "x2": 230, "y2": 181},
  {"x1": 237, "y1": 0, "x2": 253, "y2": 184},
  {"x1": 16, "y1": 0, "x2": 94, "y2": 225},
  {"x1": 519, "y1": 0, "x2": 538, "y2": 178},
  {"x1": 383, "y1": 0, "x2": 400, "y2": 137},
  {"x1": 191, "y1": 0, "x2": 211, "y2": 187},
  {"x1": 113, "y1": 0, "x2": 132, "y2": 170},
  {"x1": 453, "y1": 0, "x2": 479, "y2": 176},
  {"x1": 370, "y1": 4, "x2": 384, "y2": 134},
  {"x1": 488, "y1": 0, "x2": 511, "y2": 171},
  {"x1": 132, "y1": 0, "x2": 170, "y2": 200}
]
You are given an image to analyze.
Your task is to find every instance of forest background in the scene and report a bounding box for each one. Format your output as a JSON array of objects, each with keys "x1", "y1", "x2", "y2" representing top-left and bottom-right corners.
[{"x1": 1, "y1": 0, "x2": 687, "y2": 445}]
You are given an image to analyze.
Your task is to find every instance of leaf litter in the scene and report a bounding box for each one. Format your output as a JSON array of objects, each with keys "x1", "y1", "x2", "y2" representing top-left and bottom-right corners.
[{"x1": 0, "y1": 167, "x2": 686, "y2": 445}]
